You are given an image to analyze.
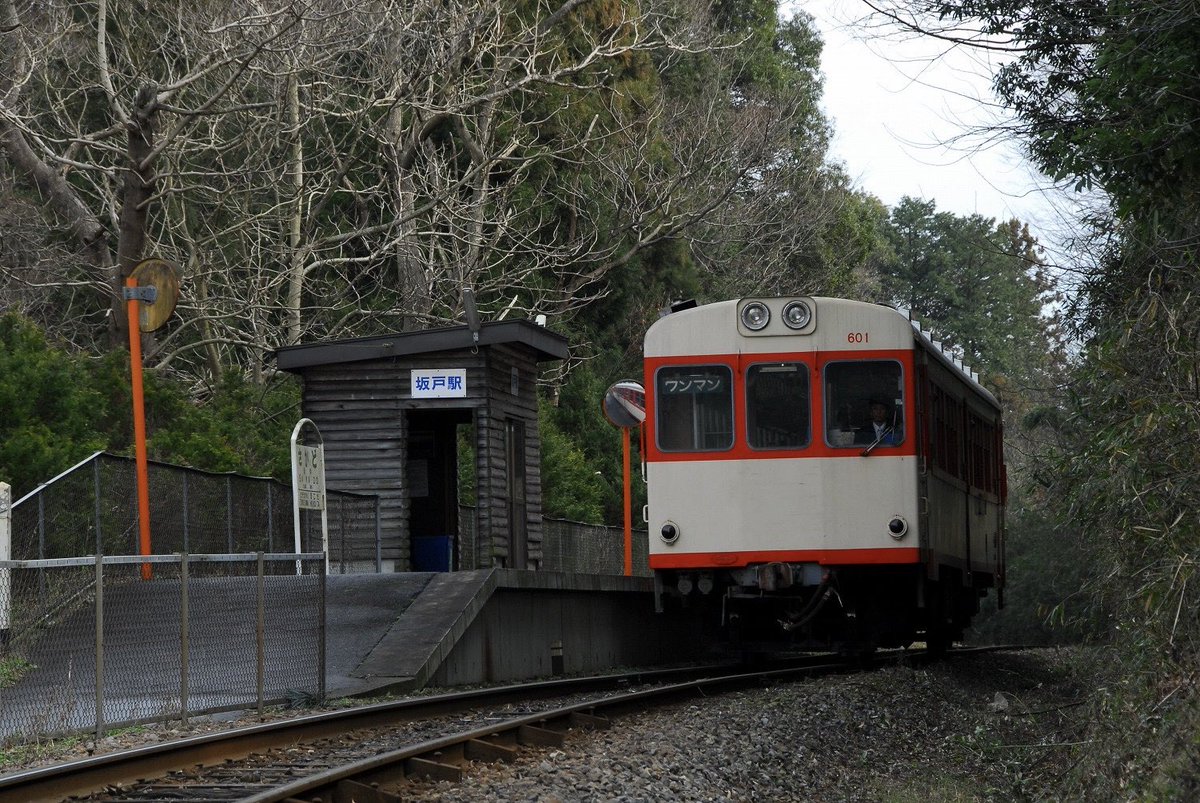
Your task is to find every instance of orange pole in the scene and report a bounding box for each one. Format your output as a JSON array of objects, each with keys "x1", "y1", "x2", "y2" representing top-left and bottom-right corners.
[
  {"x1": 622, "y1": 426, "x2": 632, "y2": 577},
  {"x1": 126, "y1": 277, "x2": 153, "y2": 580}
]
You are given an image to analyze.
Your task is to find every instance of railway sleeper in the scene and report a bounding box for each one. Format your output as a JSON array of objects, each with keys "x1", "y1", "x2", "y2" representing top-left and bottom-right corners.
[{"x1": 328, "y1": 778, "x2": 404, "y2": 803}]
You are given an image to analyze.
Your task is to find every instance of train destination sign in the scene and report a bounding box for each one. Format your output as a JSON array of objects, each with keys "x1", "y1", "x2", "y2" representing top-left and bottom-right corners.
[
  {"x1": 660, "y1": 374, "x2": 726, "y2": 394},
  {"x1": 411, "y1": 368, "x2": 467, "y2": 398}
]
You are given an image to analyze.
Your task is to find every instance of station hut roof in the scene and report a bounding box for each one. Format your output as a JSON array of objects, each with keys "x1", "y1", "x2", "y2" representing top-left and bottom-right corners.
[{"x1": 274, "y1": 319, "x2": 570, "y2": 373}]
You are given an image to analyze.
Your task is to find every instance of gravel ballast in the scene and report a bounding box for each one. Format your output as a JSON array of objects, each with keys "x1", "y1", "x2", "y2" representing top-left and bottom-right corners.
[
  {"x1": 1, "y1": 648, "x2": 1085, "y2": 801},
  {"x1": 405, "y1": 649, "x2": 1082, "y2": 802}
]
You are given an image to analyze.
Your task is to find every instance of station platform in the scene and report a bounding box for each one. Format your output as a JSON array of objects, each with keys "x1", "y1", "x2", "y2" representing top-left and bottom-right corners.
[
  {"x1": 0, "y1": 569, "x2": 707, "y2": 743},
  {"x1": 328, "y1": 569, "x2": 707, "y2": 697}
]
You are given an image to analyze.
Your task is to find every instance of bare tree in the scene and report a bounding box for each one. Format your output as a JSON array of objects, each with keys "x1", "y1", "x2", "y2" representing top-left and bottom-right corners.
[{"x1": 2, "y1": 0, "x2": 840, "y2": 383}]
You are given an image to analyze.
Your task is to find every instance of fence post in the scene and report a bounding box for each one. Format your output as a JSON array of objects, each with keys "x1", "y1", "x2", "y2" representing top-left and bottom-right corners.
[
  {"x1": 180, "y1": 552, "x2": 189, "y2": 726},
  {"x1": 94, "y1": 554, "x2": 105, "y2": 741},
  {"x1": 266, "y1": 483, "x2": 274, "y2": 553},
  {"x1": 256, "y1": 552, "x2": 265, "y2": 717},
  {"x1": 37, "y1": 490, "x2": 47, "y2": 621},
  {"x1": 182, "y1": 473, "x2": 189, "y2": 553},
  {"x1": 226, "y1": 476, "x2": 234, "y2": 553},
  {"x1": 0, "y1": 483, "x2": 10, "y2": 648},
  {"x1": 318, "y1": 557, "x2": 326, "y2": 702},
  {"x1": 93, "y1": 458, "x2": 103, "y2": 554}
]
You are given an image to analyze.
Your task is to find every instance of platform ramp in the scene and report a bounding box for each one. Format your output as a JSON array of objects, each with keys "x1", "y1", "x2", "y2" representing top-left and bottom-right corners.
[
  {"x1": 340, "y1": 569, "x2": 706, "y2": 696},
  {"x1": 324, "y1": 572, "x2": 436, "y2": 697}
]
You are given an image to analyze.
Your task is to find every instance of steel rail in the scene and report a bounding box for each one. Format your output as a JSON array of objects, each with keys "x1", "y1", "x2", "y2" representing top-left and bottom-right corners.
[
  {"x1": 241, "y1": 660, "x2": 856, "y2": 803},
  {"x1": 0, "y1": 646, "x2": 1024, "y2": 802},
  {"x1": 0, "y1": 662, "x2": 747, "y2": 803},
  {"x1": 242, "y1": 645, "x2": 1027, "y2": 803}
]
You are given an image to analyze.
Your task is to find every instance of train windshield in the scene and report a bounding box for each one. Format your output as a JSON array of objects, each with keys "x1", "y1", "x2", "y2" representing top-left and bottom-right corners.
[
  {"x1": 823, "y1": 361, "x2": 905, "y2": 448},
  {"x1": 746, "y1": 363, "x2": 810, "y2": 449},
  {"x1": 655, "y1": 365, "x2": 734, "y2": 452}
]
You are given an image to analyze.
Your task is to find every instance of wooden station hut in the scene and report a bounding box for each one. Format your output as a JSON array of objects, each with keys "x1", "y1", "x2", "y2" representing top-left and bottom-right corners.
[{"x1": 275, "y1": 320, "x2": 569, "y2": 572}]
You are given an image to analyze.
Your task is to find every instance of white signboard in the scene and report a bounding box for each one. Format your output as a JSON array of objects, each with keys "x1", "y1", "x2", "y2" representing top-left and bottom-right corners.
[
  {"x1": 290, "y1": 418, "x2": 328, "y2": 575},
  {"x1": 295, "y1": 443, "x2": 326, "y2": 511},
  {"x1": 411, "y1": 368, "x2": 467, "y2": 398}
]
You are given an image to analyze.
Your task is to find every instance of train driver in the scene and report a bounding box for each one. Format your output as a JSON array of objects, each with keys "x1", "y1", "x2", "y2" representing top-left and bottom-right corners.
[{"x1": 855, "y1": 397, "x2": 902, "y2": 445}]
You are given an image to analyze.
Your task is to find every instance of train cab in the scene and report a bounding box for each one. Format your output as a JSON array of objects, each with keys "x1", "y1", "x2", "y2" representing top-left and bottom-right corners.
[{"x1": 643, "y1": 297, "x2": 1005, "y2": 650}]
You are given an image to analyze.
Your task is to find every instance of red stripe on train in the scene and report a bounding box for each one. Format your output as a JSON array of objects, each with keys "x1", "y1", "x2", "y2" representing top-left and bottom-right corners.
[{"x1": 650, "y1": 547, "x2": 921, "y2": 569}]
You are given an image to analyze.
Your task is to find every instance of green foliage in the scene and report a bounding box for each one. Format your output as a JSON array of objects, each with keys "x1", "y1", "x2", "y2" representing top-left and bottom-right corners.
[
  {"x1": 899, "y1": 1, "x2": 1200, "y2": 796},
  {"x1": 0, "y1": 654, "x2": 34, "y2": 689},
  {"x1": 141, "y1": 372, "x2": 299, "y2": 479},
  {"x1": 969, "y1": 496, "x2": 1109, "y2": 646},
  {"x1": 542, "y1": 361, "x2": 645, "y2": 526},
  {"x1": 539, "y1": 410, "x2": 606, "y2": 523},
  {"x1": 0, "y1": 313, "x2": 299, "y2": 495},
  {"x1": 0, "y1": 315, "x2": 106, "y2": 496},
  {"x1": 881, "y1": 197, "x2": 1061, "y2": 388}
]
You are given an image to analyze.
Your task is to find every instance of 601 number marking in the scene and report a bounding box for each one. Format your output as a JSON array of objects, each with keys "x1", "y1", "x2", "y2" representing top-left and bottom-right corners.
[{"x1": 846, "y1": 331, "x2": 870, "y2": 344}]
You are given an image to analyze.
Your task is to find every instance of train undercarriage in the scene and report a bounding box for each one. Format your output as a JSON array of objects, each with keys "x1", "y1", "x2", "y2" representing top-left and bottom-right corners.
[{"x1": 655, "y1": 563, "x2": 989, "y2": 654}]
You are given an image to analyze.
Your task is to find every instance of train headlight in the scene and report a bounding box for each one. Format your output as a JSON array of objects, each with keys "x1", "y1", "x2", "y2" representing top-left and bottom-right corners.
[
  {"x1": 660, "y1": 521, "x2": 680, "y2": 543},
  {"x1": 782, "y1": 300, "x2": 812, "y2": 330},
  {"x1": 740, "y1": 301, "x2": 770, "y2": 331},
  {"x1": 888, "y1": 517, "x2": 909, "y2": 539}
]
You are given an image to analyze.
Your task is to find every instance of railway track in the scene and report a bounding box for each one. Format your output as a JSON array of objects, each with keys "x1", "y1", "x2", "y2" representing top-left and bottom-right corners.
[{"x1": 0, "y1": 647, "x2": 1015, "y2": 802}]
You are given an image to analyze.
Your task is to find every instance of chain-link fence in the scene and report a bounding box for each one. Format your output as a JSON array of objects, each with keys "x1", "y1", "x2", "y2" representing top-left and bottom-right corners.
[
  {"x1": 7, "y1": 454, "x2": 640, "y2": 579},
  {"x1": 8, "y1": 452, "x2": 381, "y2": 572},
  {"x1": 540, "y1": 518, "x2": 650, "y2": 576},
  {"x1": 0, "y1": 552, "x2": 325, "y2": 745}
]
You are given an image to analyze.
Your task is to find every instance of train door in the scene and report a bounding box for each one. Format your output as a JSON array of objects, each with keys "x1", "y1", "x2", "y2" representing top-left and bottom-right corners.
[{"x1": 914, "y1": 356, "x2": 931, "y2": 550}]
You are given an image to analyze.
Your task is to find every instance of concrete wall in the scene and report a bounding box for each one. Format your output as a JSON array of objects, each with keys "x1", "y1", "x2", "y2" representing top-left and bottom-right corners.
[{"x1": 429, "y1": 586, "x2": 707, "y2": 686}]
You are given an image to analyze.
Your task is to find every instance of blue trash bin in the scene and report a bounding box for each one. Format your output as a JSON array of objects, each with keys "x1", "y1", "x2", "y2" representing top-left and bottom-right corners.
[{"x1": 412, "y1": 535, "x2": 453, "y2": 571}]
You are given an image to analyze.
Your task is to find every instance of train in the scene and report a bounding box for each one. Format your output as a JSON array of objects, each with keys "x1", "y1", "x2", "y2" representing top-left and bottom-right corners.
[{"x1": 642, "y1": 296, "x2": 1006, "y2": 652}]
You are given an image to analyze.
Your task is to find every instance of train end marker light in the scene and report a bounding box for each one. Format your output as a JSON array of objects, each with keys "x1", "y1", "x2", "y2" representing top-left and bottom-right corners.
[
  {"x1": 602, "y1": 381, "x2": 646, "y2": 577},
  {"x1": 291, "y1": 419, "x2": 329, "y2": 575}
]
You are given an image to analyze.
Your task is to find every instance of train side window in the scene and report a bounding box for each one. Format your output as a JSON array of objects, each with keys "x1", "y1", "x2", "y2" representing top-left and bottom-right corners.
[
  {"x1": 655, "y1": 365, "x2": 734, "y2": 452},
  {"x1": 823, "y1": 361, "x2": 904, "y2": 448},
  {"x1": 746, "y1": 363, "x2": 810, "y2": 449},
  {"x1": 930, "y1": 383, "x2": 962, "y2": 478},
  {"x1": 966, "y1": 412, "x2": 998, "y2": 494}
]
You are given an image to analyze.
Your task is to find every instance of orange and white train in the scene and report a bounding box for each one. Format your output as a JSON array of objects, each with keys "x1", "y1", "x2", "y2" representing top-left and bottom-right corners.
[{"x1": 643, "y1": 297, "x2": 1006, "y2": 650}]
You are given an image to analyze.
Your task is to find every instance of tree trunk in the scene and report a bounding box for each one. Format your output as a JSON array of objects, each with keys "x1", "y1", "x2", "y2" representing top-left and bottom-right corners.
[
  {"x1": 285, "y1": 68, "x2": 305, "y2": 345},
  {"x1": 112, "y1": 83, "x2": 159, "y2": 348}
]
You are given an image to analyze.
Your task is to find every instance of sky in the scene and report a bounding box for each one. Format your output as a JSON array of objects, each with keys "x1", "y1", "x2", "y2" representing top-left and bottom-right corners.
[{"x1": 786, "y1": 0, "x2": 1064, "y2": 234}]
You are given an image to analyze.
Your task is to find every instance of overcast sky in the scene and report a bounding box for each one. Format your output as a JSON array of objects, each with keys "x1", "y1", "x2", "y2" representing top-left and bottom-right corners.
[{"x1": 789, "y1": 0, "x2": 1062, "y2": 232}]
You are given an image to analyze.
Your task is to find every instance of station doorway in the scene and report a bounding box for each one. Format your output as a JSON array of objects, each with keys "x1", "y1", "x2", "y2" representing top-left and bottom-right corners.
[{"x1": 406, "y1": 409, "x2": 473, "y2": 571}]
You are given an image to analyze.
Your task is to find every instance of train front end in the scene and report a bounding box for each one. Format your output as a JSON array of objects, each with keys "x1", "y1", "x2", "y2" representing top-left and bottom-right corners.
[{"x1": 644, "y1": 297, "x2": 924, "y2": 648}]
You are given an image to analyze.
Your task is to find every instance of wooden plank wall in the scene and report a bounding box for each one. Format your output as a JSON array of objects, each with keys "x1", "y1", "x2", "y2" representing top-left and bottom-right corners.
[
  {"x1": 299, "y1": 344, "x2": 545, "y2": 571},
  {"x1": 302, "y1": 363, "x2": 407, "y2": 563},
  {"x1": 476, "y1": 344, "x2": 543, "y2": 568}
]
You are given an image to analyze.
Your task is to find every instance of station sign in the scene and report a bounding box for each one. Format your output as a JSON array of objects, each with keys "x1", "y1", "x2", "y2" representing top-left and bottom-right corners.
[
  {"x1": 290, "y1": 418, "x2": 329, "y2": 574},
  {"x1": 294, "y1": 442, "x2": 326, "y2": 511},
  {"x1": 411, "y1": 368, "x2": 467, "y2": 398}
]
